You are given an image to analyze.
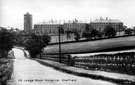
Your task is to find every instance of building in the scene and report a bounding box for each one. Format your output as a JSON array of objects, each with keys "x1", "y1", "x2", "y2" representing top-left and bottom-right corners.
[
  {"x1": 34, "y1": 18, "x2": 124, "y2": 36},
  {"x1": 24, "y1": 12, "x2": 33, "y2": 32},
  {"x1": 34, "y1": 22, "x2": 61, "y2": 35},
  {"x1": 63, "y1": 20, "x2": 87, "y2": 33},
  {"x1": 90, "y1": 17, "x2": 123, "y2": 31}
]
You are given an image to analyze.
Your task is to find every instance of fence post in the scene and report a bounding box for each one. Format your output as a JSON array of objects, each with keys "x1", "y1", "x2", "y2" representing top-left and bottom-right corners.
[{"x1": 68, "y1": 55, "x2": 71, "y2": 66}]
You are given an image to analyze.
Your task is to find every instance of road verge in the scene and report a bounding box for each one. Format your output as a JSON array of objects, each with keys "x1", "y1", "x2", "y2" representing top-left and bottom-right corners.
[{"x1": 35, "y1": 59, "x2": 135, "y2": 85}]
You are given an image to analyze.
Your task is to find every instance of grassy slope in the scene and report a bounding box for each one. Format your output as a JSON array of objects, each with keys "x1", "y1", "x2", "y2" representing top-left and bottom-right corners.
[{"x1": 43, "y1": 36, "x2": 135, "y2": 54}]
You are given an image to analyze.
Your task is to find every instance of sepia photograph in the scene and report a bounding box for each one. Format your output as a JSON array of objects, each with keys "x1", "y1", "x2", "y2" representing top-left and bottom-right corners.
[{"x1": 0, "y1": 0, "x2": 135, "y2": 85}]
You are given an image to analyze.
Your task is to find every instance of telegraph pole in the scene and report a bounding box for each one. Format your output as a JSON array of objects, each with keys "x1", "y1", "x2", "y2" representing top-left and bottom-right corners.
[
  {"x1": 58, "y1": 25, "x2": 62, "y2": 63},
  {"x1": 119, "y1": 24, "x2": 121, "y2": 36}
]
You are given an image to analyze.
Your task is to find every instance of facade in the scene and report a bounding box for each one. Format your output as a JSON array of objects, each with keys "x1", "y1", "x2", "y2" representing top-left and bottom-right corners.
[
  {"x1": 63, "y1": 21, "x2": 87, "y2": 33},
  {"x1": 34, "y1": 22, "x2": 61, "y2": 35},
  {"x1": 90, "y1": 17, "x2": 123, "y2": 31},
  {"x1": 24, "y1": 12, "x2": 33, "y2": 32},
  {"x1": 33, "y1": 18, "x2": 124, "y2": 35}
]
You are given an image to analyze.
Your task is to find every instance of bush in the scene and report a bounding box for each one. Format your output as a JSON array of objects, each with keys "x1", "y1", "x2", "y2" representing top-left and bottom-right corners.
[
  {"x1": 91, "y1": 29, "x2": 100, "y2": 39},
  {"x1": 124, "y1": 29, "x2": 132, "y2": 35},
  {"x1": 74, "y1": 32, "x2": 80, "y2": 41},
  {"x1": 82, "y1": 32, "x2": 91, "y2": 39},
  {"x1": 0, "y1": 27, "x2": 15, "y2": 58},
  {"x1": 0, "y1": 59, "x2": 13, "y2": 84},
  {"x1": 104, "y1": 25, "x2": 116, "y2": 38},
  {"x1": 82, "y1": 29, "x2": 103, "y2": 39},
  {"x1": 23, "y1": 33, "x2": 51, "y2": 58}
]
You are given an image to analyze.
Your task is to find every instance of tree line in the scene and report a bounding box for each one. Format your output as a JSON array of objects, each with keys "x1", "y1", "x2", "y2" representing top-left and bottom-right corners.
[
  {"x1": 62, "y1": 25, "x2": 135, "y2": 41},
  {"x1": 0, "y1": 27, "x2": 51, "y2": 58},
  {"x1": 0, "y1": 25, "x2": 134, "y2": 58}
]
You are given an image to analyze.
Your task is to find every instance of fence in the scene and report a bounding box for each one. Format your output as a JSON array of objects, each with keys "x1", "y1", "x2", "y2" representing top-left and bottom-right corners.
[
  {"x1": 74, "y1": 52, "x2": 135, "y2": 75},
  {"x1": 41, "y1": 52, "x2": 135, "y2": 75},
  {"x1": 41, "y1": 54, "x2": 73, "y2": 65}
]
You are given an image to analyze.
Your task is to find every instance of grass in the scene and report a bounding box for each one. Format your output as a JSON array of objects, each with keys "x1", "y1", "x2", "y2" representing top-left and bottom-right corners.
[
  {"x1": 50, "y1": 31, "x2": 125, "y2": 44},
  {"x1": 43, "y1": 36, "x2": 135, "y2": 54},
  {"x1": 36, "y1": 59, "x2": 135, "y2": 85},
  {"x1": 0, "y1": 58, "x2": 13, "y2": 84}
]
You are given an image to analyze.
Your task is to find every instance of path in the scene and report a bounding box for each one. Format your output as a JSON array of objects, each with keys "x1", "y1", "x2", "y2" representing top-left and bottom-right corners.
[{"x1": 9, "y1": 48, "x2": 117, "y2": 85}]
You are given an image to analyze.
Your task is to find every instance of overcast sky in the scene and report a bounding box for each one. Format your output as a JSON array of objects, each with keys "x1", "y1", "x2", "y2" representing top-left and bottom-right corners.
[{"x1": 0, "y1": 0, "x2": 135, "y2": 30}]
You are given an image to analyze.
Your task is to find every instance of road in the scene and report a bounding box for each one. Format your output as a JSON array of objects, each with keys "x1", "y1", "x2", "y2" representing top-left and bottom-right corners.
[{"x1": 9, "y1": 48, "x2": 117, "y2": 85}]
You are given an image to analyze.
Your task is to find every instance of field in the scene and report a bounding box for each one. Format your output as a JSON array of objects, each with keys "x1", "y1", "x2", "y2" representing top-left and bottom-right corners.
[
  {"x1": 50, "y1": 34, "x2": 75, "y2": 43},
  {"x1": 43, "y1": 36, "x2": 135, "y2": 54},
  {"x1": 50, "y1": 31, "x2": 125, "y2": 43}
]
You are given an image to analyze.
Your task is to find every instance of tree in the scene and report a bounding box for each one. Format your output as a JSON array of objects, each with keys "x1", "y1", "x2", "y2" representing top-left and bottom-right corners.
[
  {"x1": 82, "y1": 25, "x2": 92, "y2": 39},
  {"x1": 0, "y1": 27, "x2": 16, "y2": 58},
  {"x1": 59, "y1": 26, "x2": 64, "y2": 34},
  {"x1": 42, "y1": 34, "x2": 51, "y2": 45},
  {"x1": 74, "y1": 31, "x2": 80, "y2": 41},
  {"x1": 82, "y1": 31, "x2": 91, "y2": 39},
  {"x1": 104, "y1": 25, "x2": 116, "y2": 38},
  {"x1": 124, "y1": 29, "x2": 132, "y2": 35},
  {"x1": 133, "y1": 26, "x2": 135, "y2": 34},
  {"x1": 90, "y1": 29, "x2": 99, "y2": 39},
  {"x1": 23, "y1": 33, "x2": 51, "y2": 58},
  {"x1": 65, "y1": 30, "x2": 71, "y2": 41},
  {"x1": 85, "y1": 24, "x2": 91, "y2": 32},
  {"x1": 97, "y1": 31, "x2": 104, "y2": 39}
]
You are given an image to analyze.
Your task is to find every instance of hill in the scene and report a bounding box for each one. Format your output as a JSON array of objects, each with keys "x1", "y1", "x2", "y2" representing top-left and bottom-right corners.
[{"x1": 43, "y1": 36, "x2": 135, "y2": 54}]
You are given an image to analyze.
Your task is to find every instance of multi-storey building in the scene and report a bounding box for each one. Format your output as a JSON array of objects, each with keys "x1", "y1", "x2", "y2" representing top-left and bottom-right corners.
[
  {"x1": 63, "y1": 21, "x2": 87, "y2": 33},
  {"x1": 24, "y1": 12, "x2": 33, "y2": 32},
  {"x1": 34, "y1": 18, "x2": 124, "y2": 35},
  {"x1": 90, "y1": 17, "x2": 123, "y2": 31},
  {"x1": 34, "y1": 22, "x2": 61, "y2": 35}
]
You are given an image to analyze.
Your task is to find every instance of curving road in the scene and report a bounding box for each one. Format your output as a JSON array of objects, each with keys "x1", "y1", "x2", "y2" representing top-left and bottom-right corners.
[{"x1": 9, "y1": 48, "x2": 117, "y2": 85}]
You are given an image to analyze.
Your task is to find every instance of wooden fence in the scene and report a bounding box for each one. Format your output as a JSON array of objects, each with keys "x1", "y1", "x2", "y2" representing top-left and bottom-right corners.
[
  {"x1": 41, "y1": 52, "x2": 135, "y2": 75},
  {"x1": 41, "y1": 54, "x2": 72, "y2": 65},
  {"x1": 74, "y1": 52, "x2": 135, "y2": 75}
]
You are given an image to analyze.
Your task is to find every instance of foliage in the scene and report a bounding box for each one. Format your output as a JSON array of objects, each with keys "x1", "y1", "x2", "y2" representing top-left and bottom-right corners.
[
  {"x1": 42, "y1": 34, "x2": 51, "y2": 45},
  {"x1": 23, "y1": 33, "x2": 51, "y2": 58},
  {"x1": 0, "y1": 27, "x2": 16, "y2": 58},
  {"x1": 82, "y1": 29, "x2": 103, "y2": 39},
  {"x1": 58, "y1": 26, "x2": 64, "y2": 34},
  {"x1": 65, "y1": 30, "x2": 72, "y2": 40},
  {"x1": 90, "y1": 29, "x2": 99, "y2": 39},
  {"x1": 124, "y1": 29, "x2": 132, "y2": 35},
  {"x1": 0, "y1": 59, "x2": 13, "y2": 85},
  {"x1": 104, "y1": 25, "x2": 116, "y2": 38},
  {"x1": 97, "y1": 31, "x2": 104, "y2": 38},
  {"x1": 82, "y1": 32, "x2": 91, "y2": 39},
  {"x1": 74, "y1": 31, "x2": 80, "y2": 41},
  {"x1": 85, "y1": 24, "x2": 91, "y2": 32},
  {"x1": 14, "y1": 30, "x2": 27, "y2": 46}
]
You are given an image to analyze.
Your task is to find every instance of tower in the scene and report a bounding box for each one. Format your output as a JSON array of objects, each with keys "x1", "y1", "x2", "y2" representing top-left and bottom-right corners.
[{"x1": 24, "y1": 12, "x2": 32, "y2": 32}]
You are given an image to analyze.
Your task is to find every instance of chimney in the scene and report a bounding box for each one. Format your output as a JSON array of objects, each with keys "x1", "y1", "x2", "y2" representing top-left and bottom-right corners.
[
  {"x1": 100, "y1": 17, "x2": 102, "y2": 20},
  {"x1": 106, "y1": 17, "x2": 108, "y2": 20}
]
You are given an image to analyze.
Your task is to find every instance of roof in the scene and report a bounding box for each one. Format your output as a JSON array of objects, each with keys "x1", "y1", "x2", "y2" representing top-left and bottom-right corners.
[
  {"x1": 64, "y1": 22, "x2": 86, "y2": 24},
  {"x1": 91, "y1": 19, "x2": 123, "y2": 23},
  {"x1": 35, "y1": 22, "x2": 61, "y2": 25}
]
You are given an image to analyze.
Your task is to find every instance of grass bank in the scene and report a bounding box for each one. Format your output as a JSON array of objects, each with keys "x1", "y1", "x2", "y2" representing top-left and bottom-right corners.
[
  {"x1": 0, "y1": 58, "x2": 13, "y2": 85},
  {"x1": 43, "y1": 36, "x2": 135, "y2": 54},
  {"x1": 35, "y1": 59, "x2": 135, "y2": 85}
]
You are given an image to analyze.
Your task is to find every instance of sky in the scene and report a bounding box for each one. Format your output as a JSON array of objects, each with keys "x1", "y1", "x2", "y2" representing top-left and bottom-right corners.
[{"x1": 0, "y1": 0, "x2": 135, "y2": 30}]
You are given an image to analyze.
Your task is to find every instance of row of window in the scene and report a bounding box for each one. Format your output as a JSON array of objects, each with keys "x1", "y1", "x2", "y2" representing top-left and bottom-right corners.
[
  {"x1": 34, "y1": 25, "x2": 59, "y2": 28},
  {"x1": 91, "y1": 23, "x2": 123, "y2": 26},
  {"x1": 64, "y1": 24, "x2": 86, "y2": 26},
  {"x1": 35, "y1": 31, "x2": 58, "y2": 34}
]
